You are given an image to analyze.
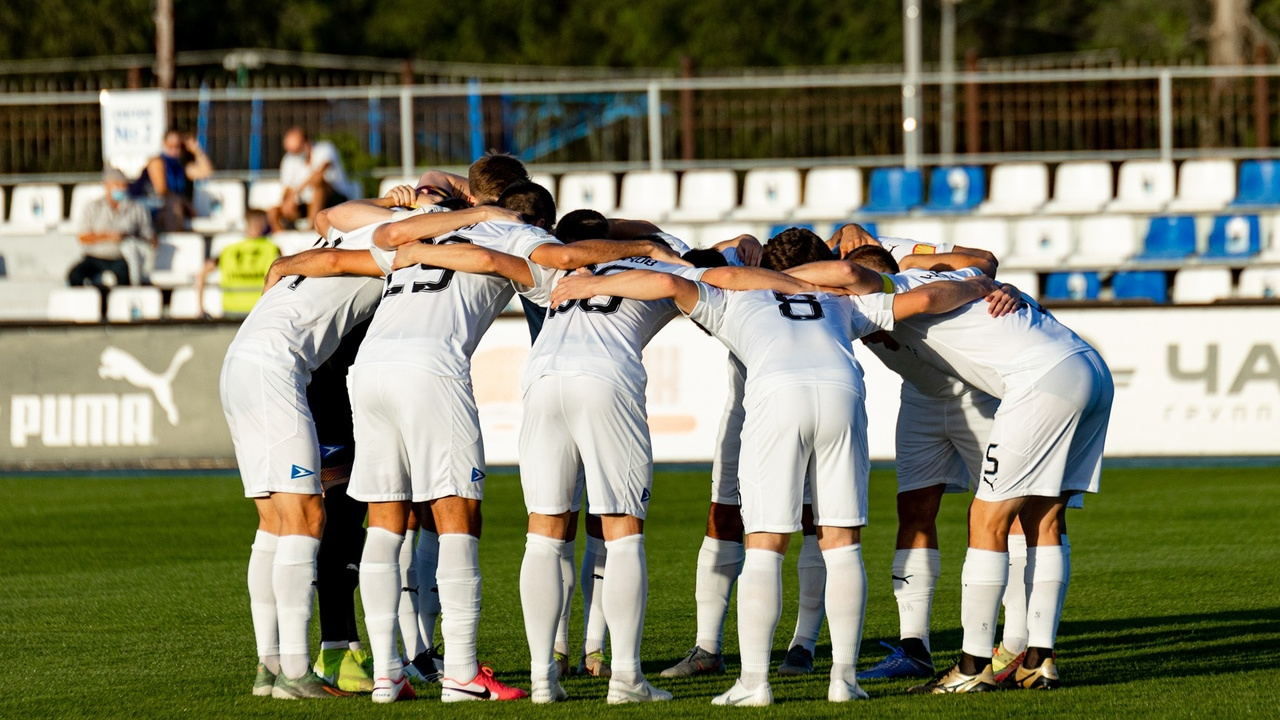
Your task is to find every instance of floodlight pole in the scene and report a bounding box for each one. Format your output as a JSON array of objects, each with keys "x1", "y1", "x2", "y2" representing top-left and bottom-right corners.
[
  {"x1": 155, "y1": 0, "x2": 174, "y2": 90},
  {"x1": 903, "y1": 0, "x2": 922, "y2": 170},
  {"x1": 940, "y1": 0, "x2": 958, "y2": 162}
]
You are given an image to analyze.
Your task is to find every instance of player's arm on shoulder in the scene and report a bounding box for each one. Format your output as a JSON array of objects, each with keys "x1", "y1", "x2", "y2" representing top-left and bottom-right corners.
[
  {"x1": 263, "y1": 248, "x2": 383, "y2": 290},
  {"x1": 318, "y1": 196, "x2": 402, "y2": 233},
  {"x1": 607, "y1": 218, "x2": 661, "y2": 238},
  {"x1": 710, "y1": 234, "x2": 763, "y2": 267},
  {"x1": 416, "y1": 170, "x2": 470, "y2": 201},
  {"x1": 899, "y1": 251, "x2": 996, "y2": 277},
  {"x1": 891, "y1": 275, "x2": 998, "y2": 321},
  {"x1": 372, "y1": 205, "x2": 520, "y2": 250},
  {"x1": 392, "y1": 243, "x2": 534, "y2": 286},
  {"x1": 530, "y1": 238, "x2": 690, "y2": 270},
  {"x1": 552, "y1": 268, "x2": 699, "y2": 313},
  {"x1": 784, "y1": 259, "x2": 885, "y2": 294},
  {"x1": 699, "y1": 266, "x2": 817, "y2": 295}
]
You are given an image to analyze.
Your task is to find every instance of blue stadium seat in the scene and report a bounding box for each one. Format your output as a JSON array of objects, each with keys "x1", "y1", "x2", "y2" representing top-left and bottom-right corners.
[
  {"x1": 768, "y1": 223, "x2": 815, "y2": 238},
  {"x1": 1230, "y1": 160, "x2": 1280, "y2": 207},
  {"x1": 863, "y1": 168, "x2": 923, "y2": 214},
  {"x1": 1204, "y1": 214, "x2": 1262, "y2": 258},
  {"x1": 1138, "y1": 216, "x2": 1196, "y2": 259},
  {"x1": 922, "y1": 166, "x2": 985, "y2": 213},
  {"x1": 1044, "y1": 271, "x2": 1101, "y2": 301},
  {"x1": 1112, "y1": 270, "x2": 1168, "y2": 303}
]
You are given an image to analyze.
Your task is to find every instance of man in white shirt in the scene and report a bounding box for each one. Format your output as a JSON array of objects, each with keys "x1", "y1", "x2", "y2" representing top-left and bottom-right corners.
[{"x1": 269, "y1": 127, "x2": 360, "y2": 232}]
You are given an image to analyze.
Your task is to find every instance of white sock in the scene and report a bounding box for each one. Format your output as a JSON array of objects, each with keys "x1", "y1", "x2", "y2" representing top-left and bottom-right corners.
[
  {"x1": 822, "y1": 544, "x2": 867, "y2": 675},
  {"x1": 1059, "y1": 533, "x2": 1072, "y2": 617},
  {"x1": 555, "y1": 539, "x2": 576, "y2": 656},
  {"x1": 892, "y1": 547, "x2": 940, "y2": 652},
  {"x1": 694, "y1": 536, "x2": 744, "y2": 654},
  {"x1": 737, "y1": 548, "x2": 784, "y2": 691},
  {"x1": 416, "y1": 530, "x2": 440, "y2": 649},
  {"x1": 521, "y1": 534, "x2": 565, "y2": 684},
  {"x1": 581, "y1": 535, "x2": 608, "y2": 655},
  {"x1": 1001, "y1": 534, "x2": 1029, "y2": 654},
  {"x1": 398, "y1": 529, "x2": 425, "y2": 660},
  {"x1": 960, "y1": 548, "x2": 1008, "y2": 659},
  {"x1": 790, "y1": 535, "x2": 826, "y2": 654},
  {"x1": 248, "y1": 531, "x2": 280, "y2": 674},
  {"x1": 602, "y1": 534, "x2": 647, "y2": 685},
  {"x1": 1025, "y1": 544, "x2": 1067, "y2": 649},
  {"x1": 438, "y1": 533, "x2": 481, "y2": 682},
  {"x1": 360, "y1": 528, "x2": 406, "y2": 682},
  {"x1": 274, "y1": 534, "x2": 321, "y2": 679}
]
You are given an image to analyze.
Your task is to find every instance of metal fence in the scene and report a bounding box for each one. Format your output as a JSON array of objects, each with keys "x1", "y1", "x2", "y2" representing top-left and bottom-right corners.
[{"x1": 3, "y1": 64, "x2": 1280, "y2": 185}]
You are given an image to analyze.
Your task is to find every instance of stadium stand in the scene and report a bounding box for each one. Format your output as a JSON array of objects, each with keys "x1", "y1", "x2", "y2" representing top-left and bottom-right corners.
[
  {"x1": 1044, "y1": 271, "x2": 1102, "y2": 301},
  {"x1": 1172, "y1": 267, "x2": 1234, "y2": 304},
  {"x1": 556, "y1": 172, "x2": 618, "y2": 215},
  {"x1": 169, "y1": 286, "x2": 223, "y2": 319},
  {"x1": 666, "y1": 170, "x2": 737, "y2": 223},
  {"x1": 1106, "y1": 160, "x2": 1175, "y2": 213},
  {"x1": 615, "y1": 170, "x2": 678, "y2": 222},
  {"x1": 791, "y1": 167, "x2": 863, "y2": 222},
  {"x1": 3, "y1": 184, "x2": 64, "y2": 234},
  {"x1": 1166, "y1": 159, "x2": 1236, "y2": 213},
  {"x1": 192, "y1": 179, "x2": 248, "y2": 233},
  {"x1": 271, "y1": 230, "x2": 319, "y2": 256},
  {"x1": 1238, "y1": 267, "x2": 1280, "y2": 298},
  {"x1": 1009, "y1": 216, "x2": 1073, "y2": 267},
  {"x1": 977, "y1": 162, "x2": 1048, "y2": 216},
  {"x1": 106, "y1": 286, "x2": 164, "y2": 321},
  {"x1": 1230, "y1": 159, "x2": 1280, "y2": 208},
  {"x1": 1041, "y1": 161, "x2": 1113, "y2": 215},
  {"x1": 149, "y1": 233, "x2": 208, "y2": 288},
  {"x1": 246, "y1": 180, "x2": 284, "y2": 211},
  {"x1": 697, "y1": 222, "x2": 763, "y2": 249},
  {"x1": 1138, "y1": 216, "x2": 1197, "y2": 259},
  {"x1": 922, "y1": 166, "x2": 985, "y2": 213},
  {"x1": 46, "y1": 287, "x2": 103, "y2": 322},
  {"x1": 1072, "y1": 215, "x2": 1140, "y2": 267},
  {"x1": 63, "y1": 182, "x2": 106, "y2": 232},
  {"x1": 1112, "y1": 270, "x2": 1169, "y2": 303},
  {"x1": 996, "y1": 269, "x2": 1041, "y2": 299},
  {"x1": 529, "y1": 173, "x2": 557, "y2": 202},
  {"x1": 1205, "y1": 214, "x2": 1262, "y2": 259},
  {"x1": 951, "y1": 216, "x2": 1011, "y2": 256},
  {"x1": 862, "y1": 167, "x2": 923, "y2": 214},
  {"x1": 0, "y1": 280, "x2": 63, "y2": 320},
  {"x1": 880, "y1": 218, "x2": 947, "y2": 246},
  {"x1": 729, "y1": 168, "x2": 802, "y2": 221}
]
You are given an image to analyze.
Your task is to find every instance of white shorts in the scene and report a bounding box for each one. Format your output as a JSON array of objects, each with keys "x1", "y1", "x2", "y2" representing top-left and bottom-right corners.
[
  {"x1": 519, "y1": 375, "x2": 654, "y2": 519},
  {"x1": 220, "y1": 356, "x2": 321, "y2": 499},
  {"x1": 738, "y1": 384, "x2": 869, "y2": 534},
  {"x1": 895, "y1": 388, "x2": 999, "y2": 494},
  {"x1": 977, "y1": 350, "x2": 1113, "y2": 503},
  {"x1": 346, "y1": 364, "x2": 485, "y2": 503},
  {"x1": 710, "y1": 403, "x2": 745, "y2": 506}
]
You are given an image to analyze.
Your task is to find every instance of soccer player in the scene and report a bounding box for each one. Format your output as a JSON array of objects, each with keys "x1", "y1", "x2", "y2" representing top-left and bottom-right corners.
[
  {"x1": 789, "y1": 245, "x2": 1113, "y2": 693},
  {"x1": 221, "y1": 187, "x2": 511, "y2": 700},
  {"x1": 550, "y1": 237, "x2": 1005, "y2": 706}
]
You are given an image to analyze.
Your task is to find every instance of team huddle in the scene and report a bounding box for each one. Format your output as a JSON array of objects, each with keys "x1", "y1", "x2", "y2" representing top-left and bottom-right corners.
[{"x1": 218, "y1": 152, "x2": 1114, "y2": 706}]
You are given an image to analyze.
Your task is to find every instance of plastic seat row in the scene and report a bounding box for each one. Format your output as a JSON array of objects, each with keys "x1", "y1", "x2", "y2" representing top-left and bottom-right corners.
[
  {"x1": 43, "y1": 285, "x2": 226, "y2": 323},
  {"x1": 1043, "y1": 266, "x2": 1280, "y2": 304},
  {"x1": 0, "y1": 180, "x2": 252, "y2": 235}
]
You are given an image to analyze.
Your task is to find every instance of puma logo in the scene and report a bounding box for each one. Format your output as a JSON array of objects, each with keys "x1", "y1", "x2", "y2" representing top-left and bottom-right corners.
[
  {"x1": 98, "y1": 345, "x2": 194, "y2": 425},
  {"x1": 892, "y1": 574, "x2": 913, "y2": 584},
  {"x1": 982, "y1": 477, "x2": 995, "y2": 490},
  {"x1": 403, "y1": 585, "x2": 419, "y2": 595}
]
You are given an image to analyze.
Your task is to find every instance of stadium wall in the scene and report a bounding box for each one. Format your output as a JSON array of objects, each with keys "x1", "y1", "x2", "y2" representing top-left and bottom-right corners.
[{"x1": 1, "y1": 307, "x2": 1278, "y2": 470}]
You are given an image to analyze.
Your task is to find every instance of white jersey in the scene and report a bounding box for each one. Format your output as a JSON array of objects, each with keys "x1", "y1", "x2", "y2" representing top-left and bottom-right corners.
[
  {"x1": 225, "y1": 221, "x2": 388, "y2": 376},
  {"x1": 879, "y1": 236, "x2": 953, "y2": 261},
  {"x1": 890, "y1": 268, "x2": 1094, "y2": 398},
  {"x1": 355, "y1": 220, "x2": 559, "y2": 377},
  {"x1": 522, "y1": 257, "x2": 707, "y2": 398},
  {"x1": 687, "y1": 284, "x2": 895, "y2": 409}
]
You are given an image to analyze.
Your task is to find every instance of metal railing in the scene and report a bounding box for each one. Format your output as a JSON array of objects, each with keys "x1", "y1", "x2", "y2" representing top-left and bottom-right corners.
[{"x1": 1, "y1": 64, "x2": 1279, "y2": 183}]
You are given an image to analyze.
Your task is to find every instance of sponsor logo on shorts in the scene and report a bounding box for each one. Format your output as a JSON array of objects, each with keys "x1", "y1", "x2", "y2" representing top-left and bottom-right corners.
[
  {"x1": 291, "y1": 464, "x2": 315, "y2": 479},
  {"x1": 470, "y1": 468, "x2": 486, "y2": 483}
]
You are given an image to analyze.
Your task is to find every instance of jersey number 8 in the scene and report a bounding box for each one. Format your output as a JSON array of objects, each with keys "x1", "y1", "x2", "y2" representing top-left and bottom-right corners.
[{"x1": 774, "y1": 292, "x2": 824, "y2": 321}]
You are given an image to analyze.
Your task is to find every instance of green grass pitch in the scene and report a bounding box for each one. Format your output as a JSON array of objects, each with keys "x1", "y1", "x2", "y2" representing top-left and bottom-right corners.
[{"x1": 2, "y1": 466, "x2": 1278, "y2": 719}]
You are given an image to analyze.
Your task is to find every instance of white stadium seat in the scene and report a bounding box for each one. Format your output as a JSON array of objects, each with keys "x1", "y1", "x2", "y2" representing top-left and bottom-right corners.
[
  {"x1": 729, "y1": 168, "x2": 802, "y2": 221},
  {"x1": 0, "y1": 235, "x2": 84, "y2": 281},
  {"x1": 271, "y1": 230, "x2": 319, "y2": 256},
  {"x1": 529, "y1": 173, "x2": 557, "y2": 202},
  {"x1": 46, "y1": 287, "x2": 103, "y2": 323},
  {"x1": 106, "y1": 286, "x2": 164, "y2": 321},
  {"x1": 192, "y1": 179, "x2": 248, "y2": 233},
  {"x1": 247, "y1": 179, "x2": 285, "y2": 211},
  {"x1": 149, "y1": 233, "x2": 207, "y2": 288},
  {"x1": 879, "y1": 218, "x2": 948, "y2": 247},
  {"x1": 1165, "y1": 159, "x2": 1236, "y2": 213},
  {"x1": 0, "y1": 279, "x2": 62, "y2": 321},
  {"x1": 1008, "y1": 217, "x2": 1073, "y2": 268},
  {"x1": 666, "y1": 170, "x2": 738, "y2": 223},
  {"x1": 1042, "y1": 162, "x2": 1113, "y2": 215},
  {"x1": 997, "y1": 269, "x2": 1041, "y2": 299},
  {"x1": 1106, "y1": 160, "x2": 1175, "y2": 213},
  {"x1": 698, "y1": 222, "x2": 766, "y2": 249},
  {"x1": 3, "y1": 183, "x2": 64, "y2": 233},
  {"x1": 62, "y1": 183, "x2": 107, "y2": 232},
  {"x1": 1071, "y1": 215, "x2": 1140, "y2": 267},
  {"x1": 792, "y1": 167, "x2": 863, "y2": 221},
  {"x1": 556, "y1": 172, "x2": 617, "y2": 215},
  {"x1": 1172, "y1": 267, "x2": 1233, "y2": 304},
  {"x1": 1238, "y1": 267, "x2": 1280, "y2": 298},
  {"x1": 615, "y1": 171, "x2": 678, "y2": 222},
  {"x1": 377, "y1": 176, "x2": 418, "y2": 198},
  {"x1": 950, "y1": 217, "x2": 1011, "y2": 257},
  {"x1": 169, "y1": 286, "x2": 224, "y2": 319},
  {"x1": 977, "y1": 162, "x2": 1048, "y2": 216},
  {"x1": 210, "y1": 232, "x2": 245, "y2": 259}
]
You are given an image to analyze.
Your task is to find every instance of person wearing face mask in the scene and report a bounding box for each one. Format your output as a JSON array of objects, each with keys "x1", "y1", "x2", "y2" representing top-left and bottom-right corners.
[
  {"x1": 134, "y1": 128, "x2": 215, "y2": 231},
  {"x1": 68, "y1": 168, "x2": 157, "y2": 313}
]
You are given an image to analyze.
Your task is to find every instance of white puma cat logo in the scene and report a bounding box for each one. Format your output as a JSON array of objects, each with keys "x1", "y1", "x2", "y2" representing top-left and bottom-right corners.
[{"x1": 98, "y1": 345, "x2": 194, "y2": 425}]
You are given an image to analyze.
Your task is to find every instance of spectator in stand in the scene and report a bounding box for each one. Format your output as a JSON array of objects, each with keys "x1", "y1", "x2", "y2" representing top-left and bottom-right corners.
[
  {"x1": 194, "y1": 209, "x2": 280, "y2": 318},
  {"x1": 268, "y1": 127, "x2": 359, "y2": 231},
  {"x1": 133, "y1": 128, "x2": 214, "y2": 231},
  {"x1": 68, "y1": 168, "x2": 156, "y2": 311}
]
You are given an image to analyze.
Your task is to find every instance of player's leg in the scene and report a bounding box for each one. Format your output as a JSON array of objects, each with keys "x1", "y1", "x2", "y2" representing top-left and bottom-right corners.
[
  {"x1": 406, "y1": 503, "x2": 443, "y2": 681},
  {"x1": 361, "y1": 501, "x2": 417, "y2": 703},
  {"x1": 554, "y1": 509, "x2": 579, "y2": 676},
  {"x1": 995, "y1": 516, "x2": 1029, "y2": 676},
  {"x1": 248, "y1": 498, "x2": 281, "y2": 695},
  {"x1": 1013, "y1": 495, "x2": 1069, "y2": 689},
  {"x1": 662, "y1": 501, "x2": 741, "y2": 677},
  {"x1": 779, "y1": 503, "x2": 824, "y2": 676},
  {"x1": 579, "y1": 511, "x2": 611, "y2": 677},
  {"x1": 269, "y1": 491, "x2": 329, "y2": 688},
  {"x1": 397, "y1": 509, "x2": 424, "y2": 665}
]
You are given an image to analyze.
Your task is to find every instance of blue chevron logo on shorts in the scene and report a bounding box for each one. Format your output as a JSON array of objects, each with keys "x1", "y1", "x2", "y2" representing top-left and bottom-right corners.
[
  {"x1": 291, "y1": 464, "x2": 315, "y2": 479},
  {"x1": 641, "y1": 488, "x2": 651, "y2": 503},
  {"x1": 471, "y1": 468, "x2": 486, "y2": 483},
  {"x1": 320, "y1": 444, "x2": 345, "y2": 459}
]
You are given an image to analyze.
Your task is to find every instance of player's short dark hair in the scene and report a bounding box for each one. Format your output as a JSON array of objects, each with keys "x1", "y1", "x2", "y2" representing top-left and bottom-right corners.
[
  {"x1": 497, "y1": 181, "x2": 556, "y2": 229},
  {"x1": 682, "y1": 248, "x2": 729, "y2": 268},
  {"x1": 434, "y1": 197, "x2": 472, "y2": 211},
  {"x1": 761, "y1": 227, "x2": 835, "y2": 271},
  {"x1": 469, "y1": 151, "x2": 530, "y2": 204},
  {"x1": 554, "y1": 209, "x2": 610, "y2": 243},
  {"x1": 845, "y1": 245, "x2": 900, "y2": 274}
]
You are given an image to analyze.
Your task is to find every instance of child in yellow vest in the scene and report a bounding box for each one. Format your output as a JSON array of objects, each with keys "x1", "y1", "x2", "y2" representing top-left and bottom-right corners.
[{"x1": 196, "y1": 209, "x2": 281, "y2": 318}]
